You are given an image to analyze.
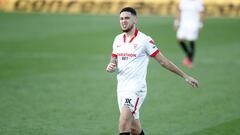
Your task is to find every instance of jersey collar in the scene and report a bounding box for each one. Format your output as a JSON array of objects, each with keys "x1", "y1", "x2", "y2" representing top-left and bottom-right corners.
[{"x1": 123, "y1": 29, "x2": 139, "y2": 43}]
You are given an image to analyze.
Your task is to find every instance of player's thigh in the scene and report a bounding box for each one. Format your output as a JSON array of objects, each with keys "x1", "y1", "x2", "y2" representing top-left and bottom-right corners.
[
  {"x1": 119, "y1": 106, "x2": 134, "y2": 124},
  {"x1": 118, "y1": 106, "x2": 134, "y2": 132}
]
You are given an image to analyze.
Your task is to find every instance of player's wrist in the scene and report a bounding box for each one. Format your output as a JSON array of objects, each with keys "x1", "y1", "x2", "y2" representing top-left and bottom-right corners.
[
  {"x1": 199, "y1": 22, "x2": 203, "y2": 28},
  {"x1": 174, "y1": 19, "x2": 179, "y2": 27},
  {"x1": 183, "y1": 74, "x2": 189, "y2": 81}
]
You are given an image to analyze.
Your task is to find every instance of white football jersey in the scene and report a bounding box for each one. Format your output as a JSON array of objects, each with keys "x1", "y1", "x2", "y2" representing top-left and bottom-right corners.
[
  {"x1": 179, "y1": 0, "x2": 204, "y2": 28},
  {"x1": 112, "y1": 29, "x2": 159, "y2": 94}
]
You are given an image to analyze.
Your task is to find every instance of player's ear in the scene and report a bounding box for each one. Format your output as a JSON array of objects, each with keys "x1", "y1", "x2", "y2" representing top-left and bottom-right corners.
[{"x1": 134, "y1": 16, "x2": 138, "y2": 24}]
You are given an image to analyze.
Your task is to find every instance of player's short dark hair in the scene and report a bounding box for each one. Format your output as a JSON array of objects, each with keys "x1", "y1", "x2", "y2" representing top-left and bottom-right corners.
[{"x1": 120, "y1": 7, "x2": 137, "y2": 16}]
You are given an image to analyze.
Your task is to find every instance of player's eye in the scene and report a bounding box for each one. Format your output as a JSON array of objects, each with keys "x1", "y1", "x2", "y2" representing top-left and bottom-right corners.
[{"x1": 120, "y1": 16, "x2": 130, "y2": 21}]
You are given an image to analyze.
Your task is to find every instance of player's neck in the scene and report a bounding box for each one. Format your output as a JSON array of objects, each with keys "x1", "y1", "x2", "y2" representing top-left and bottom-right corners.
[{"x1": 125, "y1": 27, "x2": 136, "y2": 37}]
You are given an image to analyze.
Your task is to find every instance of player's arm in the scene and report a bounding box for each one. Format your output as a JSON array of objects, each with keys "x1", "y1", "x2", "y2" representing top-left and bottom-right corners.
[
  {"x1": 199, "y1": 2, "x2": 205, "y2": 29},
  {"x1": 153, "y1": 52, "x2": 199, "y2": 88},
  {"x1": 174, "y1": 6, "x2": 181, "y2": 30},
  {"x1": 199, "y1": 11, "x2": 204, "y2": 29},
  {"x1": 106, "y1": 56, "x2": 117, "y2": 73}
]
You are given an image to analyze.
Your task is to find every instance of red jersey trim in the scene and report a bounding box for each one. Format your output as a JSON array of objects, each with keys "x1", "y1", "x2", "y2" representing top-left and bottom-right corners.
[
  {"x1": 150, "y1": 49, "x2": 160, "y2": 57},
  {"x1": 123, "y1": 29, "x2": 139, "y2": 43},
  {"x1": 123, "y1": 34, "x2": 126, "y2": 43},
  {"x1": 149, "y1": 40, "x2": 155, "y2": 44},
  {"x1": 111, "y1": 53, "x2": 117, "y2": 58},
  {"x1": 129, "y1": 29, "x2": 138, "y2": 43}
]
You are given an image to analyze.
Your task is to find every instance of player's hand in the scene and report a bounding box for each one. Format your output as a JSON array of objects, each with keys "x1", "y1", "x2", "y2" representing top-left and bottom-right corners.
[
  {"x1": 184, "y1": 76, "x2": 199, "y2": 88},
  {"x1": 199, "y1": 22, "x2": 203, "y2": 30},
  {"x1": 173, "y1": 19, "x2": 179, "y2": 31},
  {"x1": 106, "y1": 63, "x2": 117, "y2": 73}
]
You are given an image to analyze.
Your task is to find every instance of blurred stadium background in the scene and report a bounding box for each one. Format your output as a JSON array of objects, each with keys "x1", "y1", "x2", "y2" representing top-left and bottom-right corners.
[
  {"x1": 0, "y1": 0, "x2": 240, "y2": 135},
  {"x1": 1, "y1": 0, "x2": 240, "y2": 16}
]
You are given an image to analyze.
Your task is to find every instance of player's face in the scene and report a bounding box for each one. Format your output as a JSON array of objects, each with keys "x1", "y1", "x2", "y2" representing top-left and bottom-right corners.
[{"x1": 120, "y1": 12, "x2": 137, "y2": 32}]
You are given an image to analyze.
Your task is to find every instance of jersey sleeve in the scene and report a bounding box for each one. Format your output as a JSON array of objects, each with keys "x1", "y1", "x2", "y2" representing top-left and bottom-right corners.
[
  {"x1": 112, "y1": 37, "x2": 118, "y2": 58},
  {"x1": 198, "y1": 0, "x2": 204, "y2": 12},
  {"x1": 179, "y1": 0, "x2": 184, "y2": 11},
  {"x1": 145, "y1": 36, "x2": 160, "y2": 57}
]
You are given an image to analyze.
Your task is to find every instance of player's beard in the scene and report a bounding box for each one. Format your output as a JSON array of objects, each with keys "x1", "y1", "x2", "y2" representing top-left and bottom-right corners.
[{"x1": 122, "y1": 24, "x2": 134, "y2": 33}]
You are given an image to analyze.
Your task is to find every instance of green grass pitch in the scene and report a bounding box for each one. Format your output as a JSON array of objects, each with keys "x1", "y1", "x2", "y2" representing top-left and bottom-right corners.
[{"x1": 0, "y1": 12, "x2": 240, "y2": 135}]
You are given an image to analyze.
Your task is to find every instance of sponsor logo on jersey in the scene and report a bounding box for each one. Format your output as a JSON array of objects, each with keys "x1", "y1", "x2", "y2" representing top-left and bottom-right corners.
[
  {"x1": 117, "y1": 53, "x2": 137, "y2": 57},
  {"x1": 117, "y1": 53, "x2": 137, "y2": 60}
]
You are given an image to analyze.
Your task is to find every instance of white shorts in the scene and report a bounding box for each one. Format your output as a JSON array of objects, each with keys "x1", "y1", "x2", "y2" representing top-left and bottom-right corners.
[
  {"x1": 177, "y1": 25, "x2": 199, "y2": 41},
  {"x1": 117, "y1": 91, "x2": 146, "y2": 119}
]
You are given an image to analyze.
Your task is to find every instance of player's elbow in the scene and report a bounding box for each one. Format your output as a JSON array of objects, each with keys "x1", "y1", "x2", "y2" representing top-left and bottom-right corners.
[
  {"x1": 159, "y1": 59, "x2": 172, "y2": 69},
  {"x1": 156, "y1": 59, "x2": 166, "y2": 68}
]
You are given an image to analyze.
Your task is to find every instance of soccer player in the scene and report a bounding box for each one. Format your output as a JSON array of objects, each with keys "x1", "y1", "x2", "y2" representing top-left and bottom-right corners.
[
  {"x1": 106, "y1": 7, "x2": 199, "y2": 135},
  {"x1": 174, "y1": 0, "x2": 204, "y2": 68}
]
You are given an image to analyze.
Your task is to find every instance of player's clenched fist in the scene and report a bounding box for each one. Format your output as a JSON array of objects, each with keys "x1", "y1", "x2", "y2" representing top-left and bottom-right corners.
[{"x1": 106, "y1": 63, "x2": 117, "y2": 72}]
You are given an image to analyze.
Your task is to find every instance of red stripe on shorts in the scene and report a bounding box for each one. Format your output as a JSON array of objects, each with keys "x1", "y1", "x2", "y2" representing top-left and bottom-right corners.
[{"x1": 132, "y1": 97, "x2": 140, "y2": 114}]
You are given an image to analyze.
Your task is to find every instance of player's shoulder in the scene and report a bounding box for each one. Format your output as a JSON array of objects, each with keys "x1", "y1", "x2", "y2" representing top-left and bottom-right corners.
[
  {"x1": 113, "y1": 33, "x2": 124, "y2": 41},
  {"x1": 137, "y1": 31, "x2": 152, "y2": 40},
  {"x1": 115, "y1": 33, "x2": 124, "y2": 38},
  {"x1": 114, "y1": 33, "x2": 123, "y2": 42},
  {"x1": 137, "y1": 31, "x2": 156, "y2": 47},
  {"x1": 139, "y1": 31, "x2": 154, "y2": 42}
]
